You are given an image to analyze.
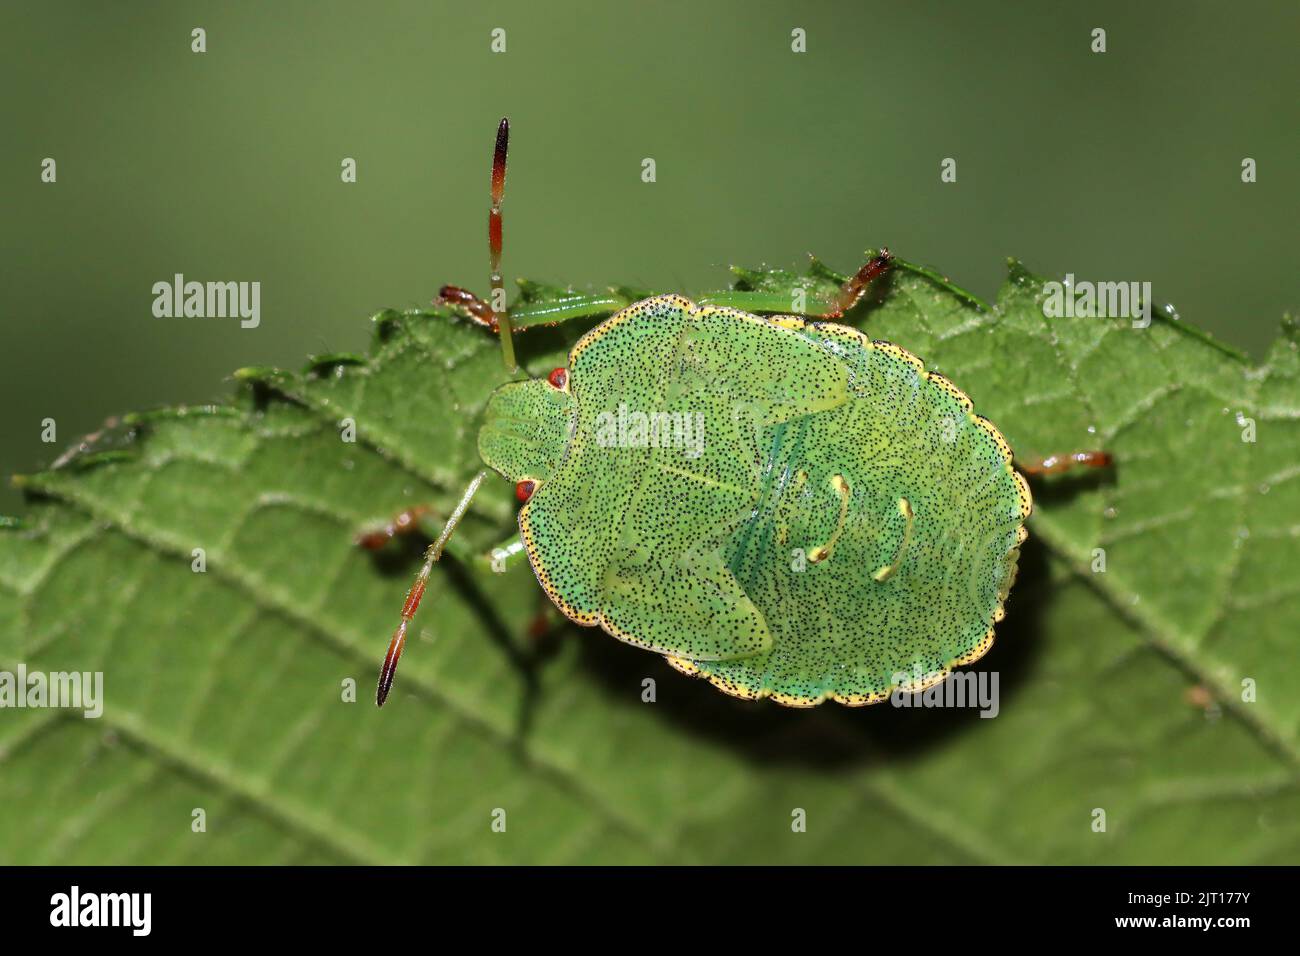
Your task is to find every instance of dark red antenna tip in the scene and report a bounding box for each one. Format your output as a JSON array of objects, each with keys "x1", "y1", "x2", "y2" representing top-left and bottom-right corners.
[
  {"x1": 491, "y1": 118, "x2": 509, "y2": 208},
  {"x1": 376, "y1": 620, "x2": 409, "y2": 707},
  {"x1": 488, "y1": 118, "x2": 516, "y2": 370},
  {"x1": 489, "y1": 118, "x2": 508, "y2": 274}
]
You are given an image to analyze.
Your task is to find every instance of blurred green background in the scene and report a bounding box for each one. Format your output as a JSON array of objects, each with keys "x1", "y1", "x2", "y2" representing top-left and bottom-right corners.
[{"x1": 2, "y1": 0, "x2": 1297, "y2": 512}]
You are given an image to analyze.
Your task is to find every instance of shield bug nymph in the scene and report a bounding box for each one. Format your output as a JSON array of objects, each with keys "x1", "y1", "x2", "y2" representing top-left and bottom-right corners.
[{"x1": 368, "y1": 118, "x2": 1111, "y2": 708}]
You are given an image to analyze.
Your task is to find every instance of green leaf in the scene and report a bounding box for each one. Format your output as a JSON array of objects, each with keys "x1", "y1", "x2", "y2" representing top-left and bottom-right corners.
[{"x1": 2, "y1": 260, "x2": 1297, "y2": 864}]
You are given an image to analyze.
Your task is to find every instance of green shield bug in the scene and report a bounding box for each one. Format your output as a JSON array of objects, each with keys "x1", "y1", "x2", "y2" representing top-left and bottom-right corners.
[{"x1": 370, "y1": 118, "x2": 1111, "y2": 709}]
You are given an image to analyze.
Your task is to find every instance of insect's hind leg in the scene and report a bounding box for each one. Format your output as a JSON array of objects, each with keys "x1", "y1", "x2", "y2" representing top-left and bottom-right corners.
[
  {"x1": 442, "y1": 289, "x2": 632, "y2": 331},
  {"x1": 436, "y1": 286, "x2": 498, "y2": 329},
  {"x1": 1018, "y1": 451, "x2": 1114, "y2": 477}
]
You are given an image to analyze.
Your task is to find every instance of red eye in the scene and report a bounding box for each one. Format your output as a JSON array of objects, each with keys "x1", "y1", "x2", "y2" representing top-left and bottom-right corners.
[
  {"x1": 547, "y1": 367, "x2": 567, "y2": 389},
  {"x1": 515, "y1": 479, "x2": 536, "y2": 502}
]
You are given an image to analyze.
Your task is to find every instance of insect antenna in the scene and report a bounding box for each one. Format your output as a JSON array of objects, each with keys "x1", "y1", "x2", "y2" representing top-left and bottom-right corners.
[
  {"x1": 434, "y1": 120, "x2": 516, "y2": 364},
  {"x1": 376, "y1": 470, "x2": 488, "y2": 707},
  {"x1": 488, "y1": 118, "x2": 517, "y2": 372}
]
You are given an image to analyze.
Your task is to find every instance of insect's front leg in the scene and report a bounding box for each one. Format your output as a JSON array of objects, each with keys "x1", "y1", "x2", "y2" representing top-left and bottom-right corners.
[
  {"x1": 484, "y1": 535, "x2": 527, "y2": 573},
  {"x1": 698, "y1": 250, "x2": 894, "y2": 319},
  {"x1": 358, "y1": 505, "x2": 530, "y2": 577},
  {"x1": 435, "y1": 286, "x2": 498, "y2": 329},
  {"x1": 817, "y1": 248, "x2": 894, "y2": 318},
  {"x1": 477, "y1": 534, "x2": 565, "y2": 647},
  {"x1": 355, "y1": 504, "x2": 439, "y2": 550},
  {"x1": 439, "y1": 288, "x2": 632, "y2": 333},
  {"x1": 355, "y1": 502, "x2": 481, "y2": 566}
]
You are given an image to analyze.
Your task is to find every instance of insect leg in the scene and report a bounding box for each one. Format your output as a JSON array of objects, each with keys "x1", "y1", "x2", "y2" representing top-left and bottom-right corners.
[
  {"x1": 1018, "y1": 450, "x2": 1114, "y2": 477},
  {"x1": 479, "y1": 536, "x2": 565, "y2": 647},
  {"x1": 439, "y1": 285, "x2": 631, "y2": 338},
  {"x1": 355, "y1": 505, "x2": 437, "y2": 550},
  {"x1": 506, "y1": 293, "x2": 633, "y2": 330},
  {"x1": 376, "y1": 470, "x2": 487, "y2": 707},
  {"x1": 355, "y1": 503, "x2": 483, "y2": 565},
  {"x1": 486, "y1": 536, "x2": 528, "y2": 573},
  {"x1": 695, "y1": 290, "x2": 815, "y2": 313},
  {"x1": 819, "y1": 249, "x2": 894, "y2": 318},
  {"x1": 435, "y1": 286, "x2": 497, "y2": 328},
  {"x1": 697, "y1": 250, "x2": 894, "y2": 319}
]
